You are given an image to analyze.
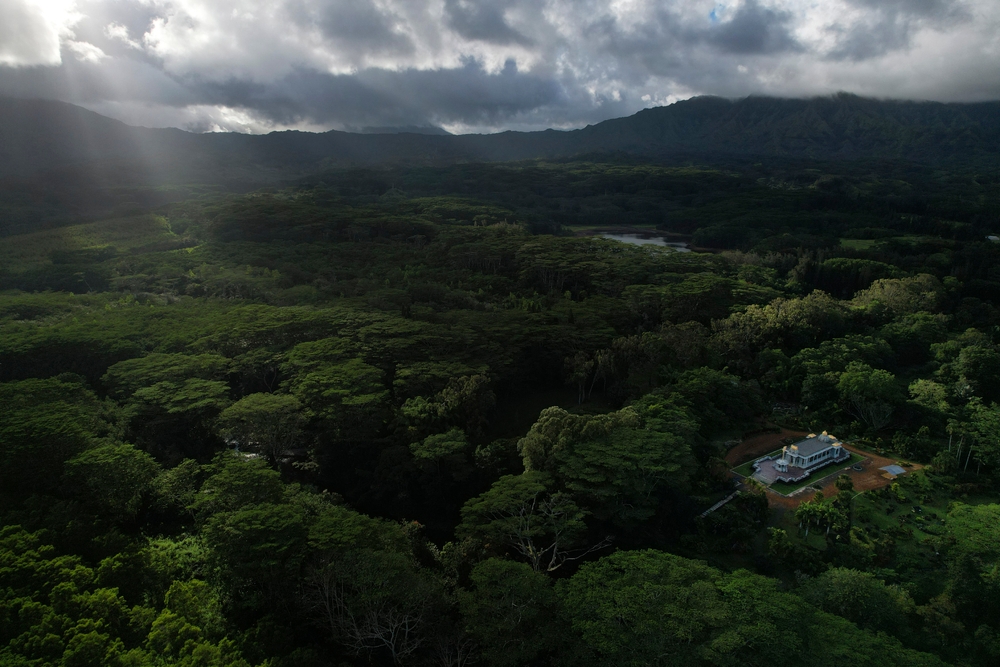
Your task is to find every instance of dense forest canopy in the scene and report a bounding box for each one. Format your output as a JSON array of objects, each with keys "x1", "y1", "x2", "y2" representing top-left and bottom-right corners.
[{"x1": 3, "y1": 108, "x2": 1000, "y2": 667}]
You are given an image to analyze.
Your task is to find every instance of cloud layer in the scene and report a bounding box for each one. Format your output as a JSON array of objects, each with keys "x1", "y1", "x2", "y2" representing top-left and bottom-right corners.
[{"x1": 1, "y1": 0, "x2": 998, "y2": 133}]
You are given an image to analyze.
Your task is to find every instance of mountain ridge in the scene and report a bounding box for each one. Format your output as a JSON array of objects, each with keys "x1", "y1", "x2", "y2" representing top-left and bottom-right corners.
[{"x1": 1, "y1": 93, "x2": 999, "y2": 185}]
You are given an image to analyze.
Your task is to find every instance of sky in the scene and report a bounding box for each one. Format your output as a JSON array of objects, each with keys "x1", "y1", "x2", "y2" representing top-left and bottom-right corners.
[{"x1": 0, "y1": 0, "x2": 998, "y2": 134}]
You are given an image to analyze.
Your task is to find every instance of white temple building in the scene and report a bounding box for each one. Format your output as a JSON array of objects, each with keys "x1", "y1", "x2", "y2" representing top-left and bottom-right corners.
[{"x1": 774, "y1": 431, "x2": 848, "y2": 474}]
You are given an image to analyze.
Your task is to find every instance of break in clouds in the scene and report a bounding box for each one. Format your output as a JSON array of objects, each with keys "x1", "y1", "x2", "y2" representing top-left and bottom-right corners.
[{"x1": 0, "y1": 0, "x2": 998, "y2": 134}]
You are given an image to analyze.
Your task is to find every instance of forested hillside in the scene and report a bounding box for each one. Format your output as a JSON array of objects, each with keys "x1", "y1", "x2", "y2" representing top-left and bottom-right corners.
[{"x1": 2, "y1": 156, "x2": 1000, "y2": 666}]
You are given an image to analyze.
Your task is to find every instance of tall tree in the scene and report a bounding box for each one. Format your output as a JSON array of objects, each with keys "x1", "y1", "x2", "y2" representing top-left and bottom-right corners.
[{"x1": 457, "y1": 472, "x2": 605, "y2": 572}]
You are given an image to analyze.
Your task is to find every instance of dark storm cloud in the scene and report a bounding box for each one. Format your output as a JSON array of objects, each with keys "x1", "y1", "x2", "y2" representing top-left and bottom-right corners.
[
  {"x1": 286, "y1": 0, "x2": 415, "y2": 58},
  {"x1": 0, "y1": 0, "x2": 997, "y2": 133},
  {"x1": 443, "y1": 0, "x2": 533, "y2": 46},
  {"x1": 704, "y1": 0, "x2": 801, "y2": 55},
  {"x1": 180, "y1": 59, "x2": 567, "y2": 130},
  {"x1": 566, "y1": 1, "x2": 800, "y2": 91}
]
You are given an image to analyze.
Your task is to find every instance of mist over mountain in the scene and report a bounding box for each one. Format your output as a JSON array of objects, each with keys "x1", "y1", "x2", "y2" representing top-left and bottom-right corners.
[{"x1": 2, "y1": 94, "x2": 999, "y2": 187}]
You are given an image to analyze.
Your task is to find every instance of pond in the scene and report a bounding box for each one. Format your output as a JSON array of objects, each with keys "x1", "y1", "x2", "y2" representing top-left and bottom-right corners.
[{"x1": 599, "y1": 232, "x2": 691, "y2": 252}]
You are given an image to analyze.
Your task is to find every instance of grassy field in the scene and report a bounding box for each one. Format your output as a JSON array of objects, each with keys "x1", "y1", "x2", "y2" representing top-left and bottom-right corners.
[
  {"x1": 839, "y1": 238, "x2": 878, "y2": 250},
  {"x1": 840, "y1": 235, "x2": 939, "y2": 250},
  {"x1": 562, "y1": 223, "x2": 661, "y2": 232},
  {"x1": 0, "y1": 214, "x2": 180, "y2": 272}
]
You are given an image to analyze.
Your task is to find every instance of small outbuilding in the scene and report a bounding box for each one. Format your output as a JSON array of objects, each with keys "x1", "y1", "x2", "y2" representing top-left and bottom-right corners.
[{"x1": 880, "y1": 464, "x2": 907, "y2": 479}]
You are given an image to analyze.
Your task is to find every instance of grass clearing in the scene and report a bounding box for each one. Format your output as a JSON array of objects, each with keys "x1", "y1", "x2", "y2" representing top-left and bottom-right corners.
[
  {"x1": 563, "y1": 223, "x2": 661, "y2": 232},
  {"x1": 840, "y1": 235, "x2": 940, "y2": 251},
  {"x1": 0, "y1": 214, "x2": 179, "y2": 272},
  {"x1": 839, "y1": 238, "x2": 878, "y2": 250}
]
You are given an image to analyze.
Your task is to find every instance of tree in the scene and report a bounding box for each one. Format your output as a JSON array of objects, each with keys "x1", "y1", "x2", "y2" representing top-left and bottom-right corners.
[
  {"x1": 305, "y1": 549, "x2": 439, "y2": 665},
  {"x1": 909, "y1": 379, "x2": 950, "y2": 414},
  {"x1": 518, "y1": 406, "x2": 638, "y2": 473},
  {"x1": 557, "y1": 549, "x2": 946, "y2": 667},
  {"x1": 956, "y1": 345, "x2": 1000, "y2": 403},
  {"x1": 202, "y1": 502, "x2": 308, "y2": 612},
  {"x1": 410, "y1": 428, "x2": 468, "y2": 461},
  {"x1": 189, "y1": 453, "x2": 285, "y2": 518},
  {"x1": 409, "y1": 428, "x2": 470, "y2": 477},
  {"x1": 457, "y1": 472, "x2": 606, "y2": 572},
  {"x1": 400, "y1": 374, "x2": 496, "y2": 438},
  {"x1": 284, "y1": 342, "x2": 390, "y2": 438},
  {"x1": 517, "y1": 405, "x2": 695, "y2": 526},
  {"x1": 667, "y1": 367, "x2": 763, "y2": 437},
  {"x1": 556, "y1": 550, "x2": 725, "y2": 667},
  {"x1": 794, "y1": 497, "x2": 845, "y2": 538},
  {"x1": 554, "y1": 426, "x2": 691, "y2": 526},
  {"x1": 945, "y1": 503, "x2": 1000, "y2": 584},
  {"x1": 0, "y1": 376, "x2": 110, "y2": 496},
  {"x1": 102, "y1": 353, "x2": 231, "y2": 399},
  {"x1": 0, "y1": 526, "x2": 258, "y2": 667},
  {"x1": 834, "y1": 474, "x2": 854, "y2": 495},
  {"x1": 458, "y1": 559, "x2": 563, "y2": 667},
  {"x1": 851, "y1": 274, "x2": 944, "y2": 320},
  {"x1": 564, "y1": 351, "x2": 595, "y2": 405},
  {"x1": 63, "y1": 442, "x2": 160, "y2": 524},
  {"x1": 800, "y1": 567, "x2": 914, "y2": 635},
  {"x1": 215, "y1": 392, "x2": 304, "y2": 463},
  {"x1": 966, "y1": 399, "x2": 1000, "y2": 471},
  {"x1": 131, "y1": 378, "x2": 232, "y2": 416},
  {"x1": 837, "y1": 362, "x2": 902, "y2": 430}
]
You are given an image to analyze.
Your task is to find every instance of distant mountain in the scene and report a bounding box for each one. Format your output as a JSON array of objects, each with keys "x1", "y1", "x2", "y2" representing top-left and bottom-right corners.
[
  {"x1": 357, "y1": 125, "x2": 452, "y2": 136},
  {"x1": 1, "y1": 94, "x2": 999, "y2": 186}
]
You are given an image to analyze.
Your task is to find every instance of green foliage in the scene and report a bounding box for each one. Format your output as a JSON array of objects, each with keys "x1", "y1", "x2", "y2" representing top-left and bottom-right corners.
[
  {"x1": 4, "y1": 155, "x2": 1000, "y2": 666},
  {"x1": 458, "y1": 558, "x2": 563, "y2": 667},
  {"x1": 132, "y1": 379, "x2": 232, "y2": 416},
  {"x1": 556, "y1": 550, "x2": 726, "y2": 667},
  {"x1": 946, "y1": 503, "x2": 1000, "y2": 568},
  {"x1": 410, "y1": 428, "x2": 468, "y2": 460},
  {"x1": 558, "y1": 549, "x2": 947, "y2": 667},
  {"x1": 190, "y1": 454, "x2": 285, "y2": 517},
  {"x1": 0, "y1": 376, "x2": 111, "y2": 496},
  {"x1": 800, "y1": 567, "x2": 914, "y2": 635},
  {"x1": 216, "y1": 393, "x2": 304, "y2": 461},
  {"x1": 284, "y1": 347, "x2": 389, "y2": 434},
  {"x1": 103, "y1": 354, "x2": 232, "y2": 400},
  {"x1": 0, "y1": 526, "x2": 258, "y2": 667},
  {"x1": 837, "y1": 362, "x2": 903, "y2": 431},
  {"x1": 63, "y1": 443, "x2": 160, "y2": 524},
  {"x1": 303, "y1": 548, "x2": 441, "y2": 665},
  {"x1": 202, "y1": 503, "x2": 308, "y2": 610},
  {"x1": 457, "y1": 471, "x2": 592, "y2": 572},
  {"x1": 517, "y1": 405, "x2": 695, "y2": 525}
]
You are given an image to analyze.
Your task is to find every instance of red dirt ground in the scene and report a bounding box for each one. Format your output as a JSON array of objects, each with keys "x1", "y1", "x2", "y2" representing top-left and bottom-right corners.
[{"x1": 725, "y1": 428, "x2": 808, "y2": 466}]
